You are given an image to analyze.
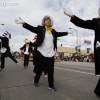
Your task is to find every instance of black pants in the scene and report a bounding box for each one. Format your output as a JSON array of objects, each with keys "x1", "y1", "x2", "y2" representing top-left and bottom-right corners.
[
  {"x1": 34, "y1": 51, "x2": 54, "y2": 87},
  {"x1": 44, "y1": 68, "x2": 48, "y2": 75},
  {"x1": 33, "y1": 65, "x2": 48, "y2": 75},
  {"x1": 94, "y1": 78, "x2": 100, "y2": 97},
  {"x1": 33, "y1": 50, "x2": 47, "y2": 75},
  {"x1": 0, "y1": 50, "x2": 18, "y2": 69},
  {"x1": 24, "y1": 54, "x2": 29, "y2": 66}
]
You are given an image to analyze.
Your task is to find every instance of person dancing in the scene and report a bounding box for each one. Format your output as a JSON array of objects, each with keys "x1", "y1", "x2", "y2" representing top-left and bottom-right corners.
[
  {"x1": 15, "y1": 16, "x2": 72, "y2": 91},
  {"x1": 0, "y1": 31, "x2": 18, "y2": 71},
  {"x1": 20, "y1": 39, "x2": 32, "y2": 68},
  {"x1": 63, "y1": 7, "x2": 100, "y2": 97}
]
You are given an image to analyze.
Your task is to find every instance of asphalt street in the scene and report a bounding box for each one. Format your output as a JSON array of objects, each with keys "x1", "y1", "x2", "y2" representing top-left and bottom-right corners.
[{"x1": 0, "y1": 58, "x2": 100, "y2": 100}]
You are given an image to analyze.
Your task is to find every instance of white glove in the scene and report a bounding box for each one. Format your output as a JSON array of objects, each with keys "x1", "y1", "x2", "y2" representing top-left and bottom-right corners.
[
  {"x1": 67, "y1": 29, "x2": 73, "y2": 34},
  {"x1": 67, "y1": 31, "x2": 73, "y2": 34},
  {"x1": 63, "y1": 8, "x2": 73, "y2": 17},
  {"x1": 15, "y1": 17, "x2": 24, "y2": 24},
  {"x1": 68, "y1": 31, "x2": 73, "y2": 34}
]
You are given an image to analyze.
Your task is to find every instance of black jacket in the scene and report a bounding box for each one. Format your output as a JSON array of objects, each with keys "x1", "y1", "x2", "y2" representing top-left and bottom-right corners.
[
  {"x1": 23, "y1": 23, "x2": 68, "y2": 50},
  {"x1": 70, "y1": 15, "x2": 100, "y2": 75},
  {"x1": 20, "y1": 43, "x2": 32, "y2": 54},
  {"x1": 0, "y1": 36, "x2": 9, "y2": 49}
]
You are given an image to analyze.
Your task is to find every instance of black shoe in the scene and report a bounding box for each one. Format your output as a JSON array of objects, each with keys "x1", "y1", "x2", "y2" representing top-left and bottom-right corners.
[{"x1": 94, "y1": 90, "x2": 100, "y2": 97}]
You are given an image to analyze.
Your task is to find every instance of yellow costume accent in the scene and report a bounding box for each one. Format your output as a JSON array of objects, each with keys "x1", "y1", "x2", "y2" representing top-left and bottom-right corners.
[{"x1": 45, "y1": 26, "x2": 52, "y2": 34}]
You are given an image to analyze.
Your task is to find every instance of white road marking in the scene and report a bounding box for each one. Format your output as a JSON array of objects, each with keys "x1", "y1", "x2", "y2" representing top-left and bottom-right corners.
[{"x1": 55, "y1": 67, "x2": 95, "y2": 76}]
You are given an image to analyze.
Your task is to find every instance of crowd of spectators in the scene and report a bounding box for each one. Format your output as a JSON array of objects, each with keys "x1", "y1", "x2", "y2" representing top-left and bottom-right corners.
[{"x1": 55, "y1": 52, "x2": 94, "y2": 62}]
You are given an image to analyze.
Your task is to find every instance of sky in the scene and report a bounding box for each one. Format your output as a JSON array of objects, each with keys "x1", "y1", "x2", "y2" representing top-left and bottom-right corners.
[{"x1": 0, "y1": 0, "x2": 100, "y2": 52}]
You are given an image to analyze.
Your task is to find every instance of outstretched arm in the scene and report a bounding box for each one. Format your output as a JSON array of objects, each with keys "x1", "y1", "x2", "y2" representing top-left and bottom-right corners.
[
  {"x1": 15, "y1": 17, "x2": 38, "y2": 34},
  {"x1": 70, "y1": 15, "x2": 94, "y2": 30},
  {"x1": 63, "y1": 8, "x2": 94, "y2": 30},
  {"x1": 56, "y1": 32, "x2": 68, "y2": 37},
  {"x1": 23, "y1": 23, "x2": 38, "y2": 34},
  {"x1": 54, "y1": 30, "x2": 72, "y2": 37}
]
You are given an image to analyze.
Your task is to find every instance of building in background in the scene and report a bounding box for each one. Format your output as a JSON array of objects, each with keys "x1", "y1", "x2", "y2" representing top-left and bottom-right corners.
[{"x1": 57, "y1": 46, "x2": 93, "y2": 58}]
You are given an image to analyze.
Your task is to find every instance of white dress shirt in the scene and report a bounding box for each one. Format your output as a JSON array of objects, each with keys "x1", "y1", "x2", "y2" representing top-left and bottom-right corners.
[
  {"x1": 24, "y1": 46, "x2": 29, "y2": 55},
  {"x1": 37, "y1": 31, "x2": 54, "y2": 57}
]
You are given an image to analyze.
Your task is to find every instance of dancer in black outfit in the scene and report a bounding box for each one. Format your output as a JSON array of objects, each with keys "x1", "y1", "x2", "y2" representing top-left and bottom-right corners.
[
  {"x1": 15, "y1": 16, "x2": 71, "y2": 91},
  {"x1": 63, "y1": 7, "x2": 100, "y2": 97},
  {"x1": 0, "y1": 31, "x2": 18, "y2": 71},
  {"x1": 20, "y1": 39, "x2": 32, "y2": 68}
]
